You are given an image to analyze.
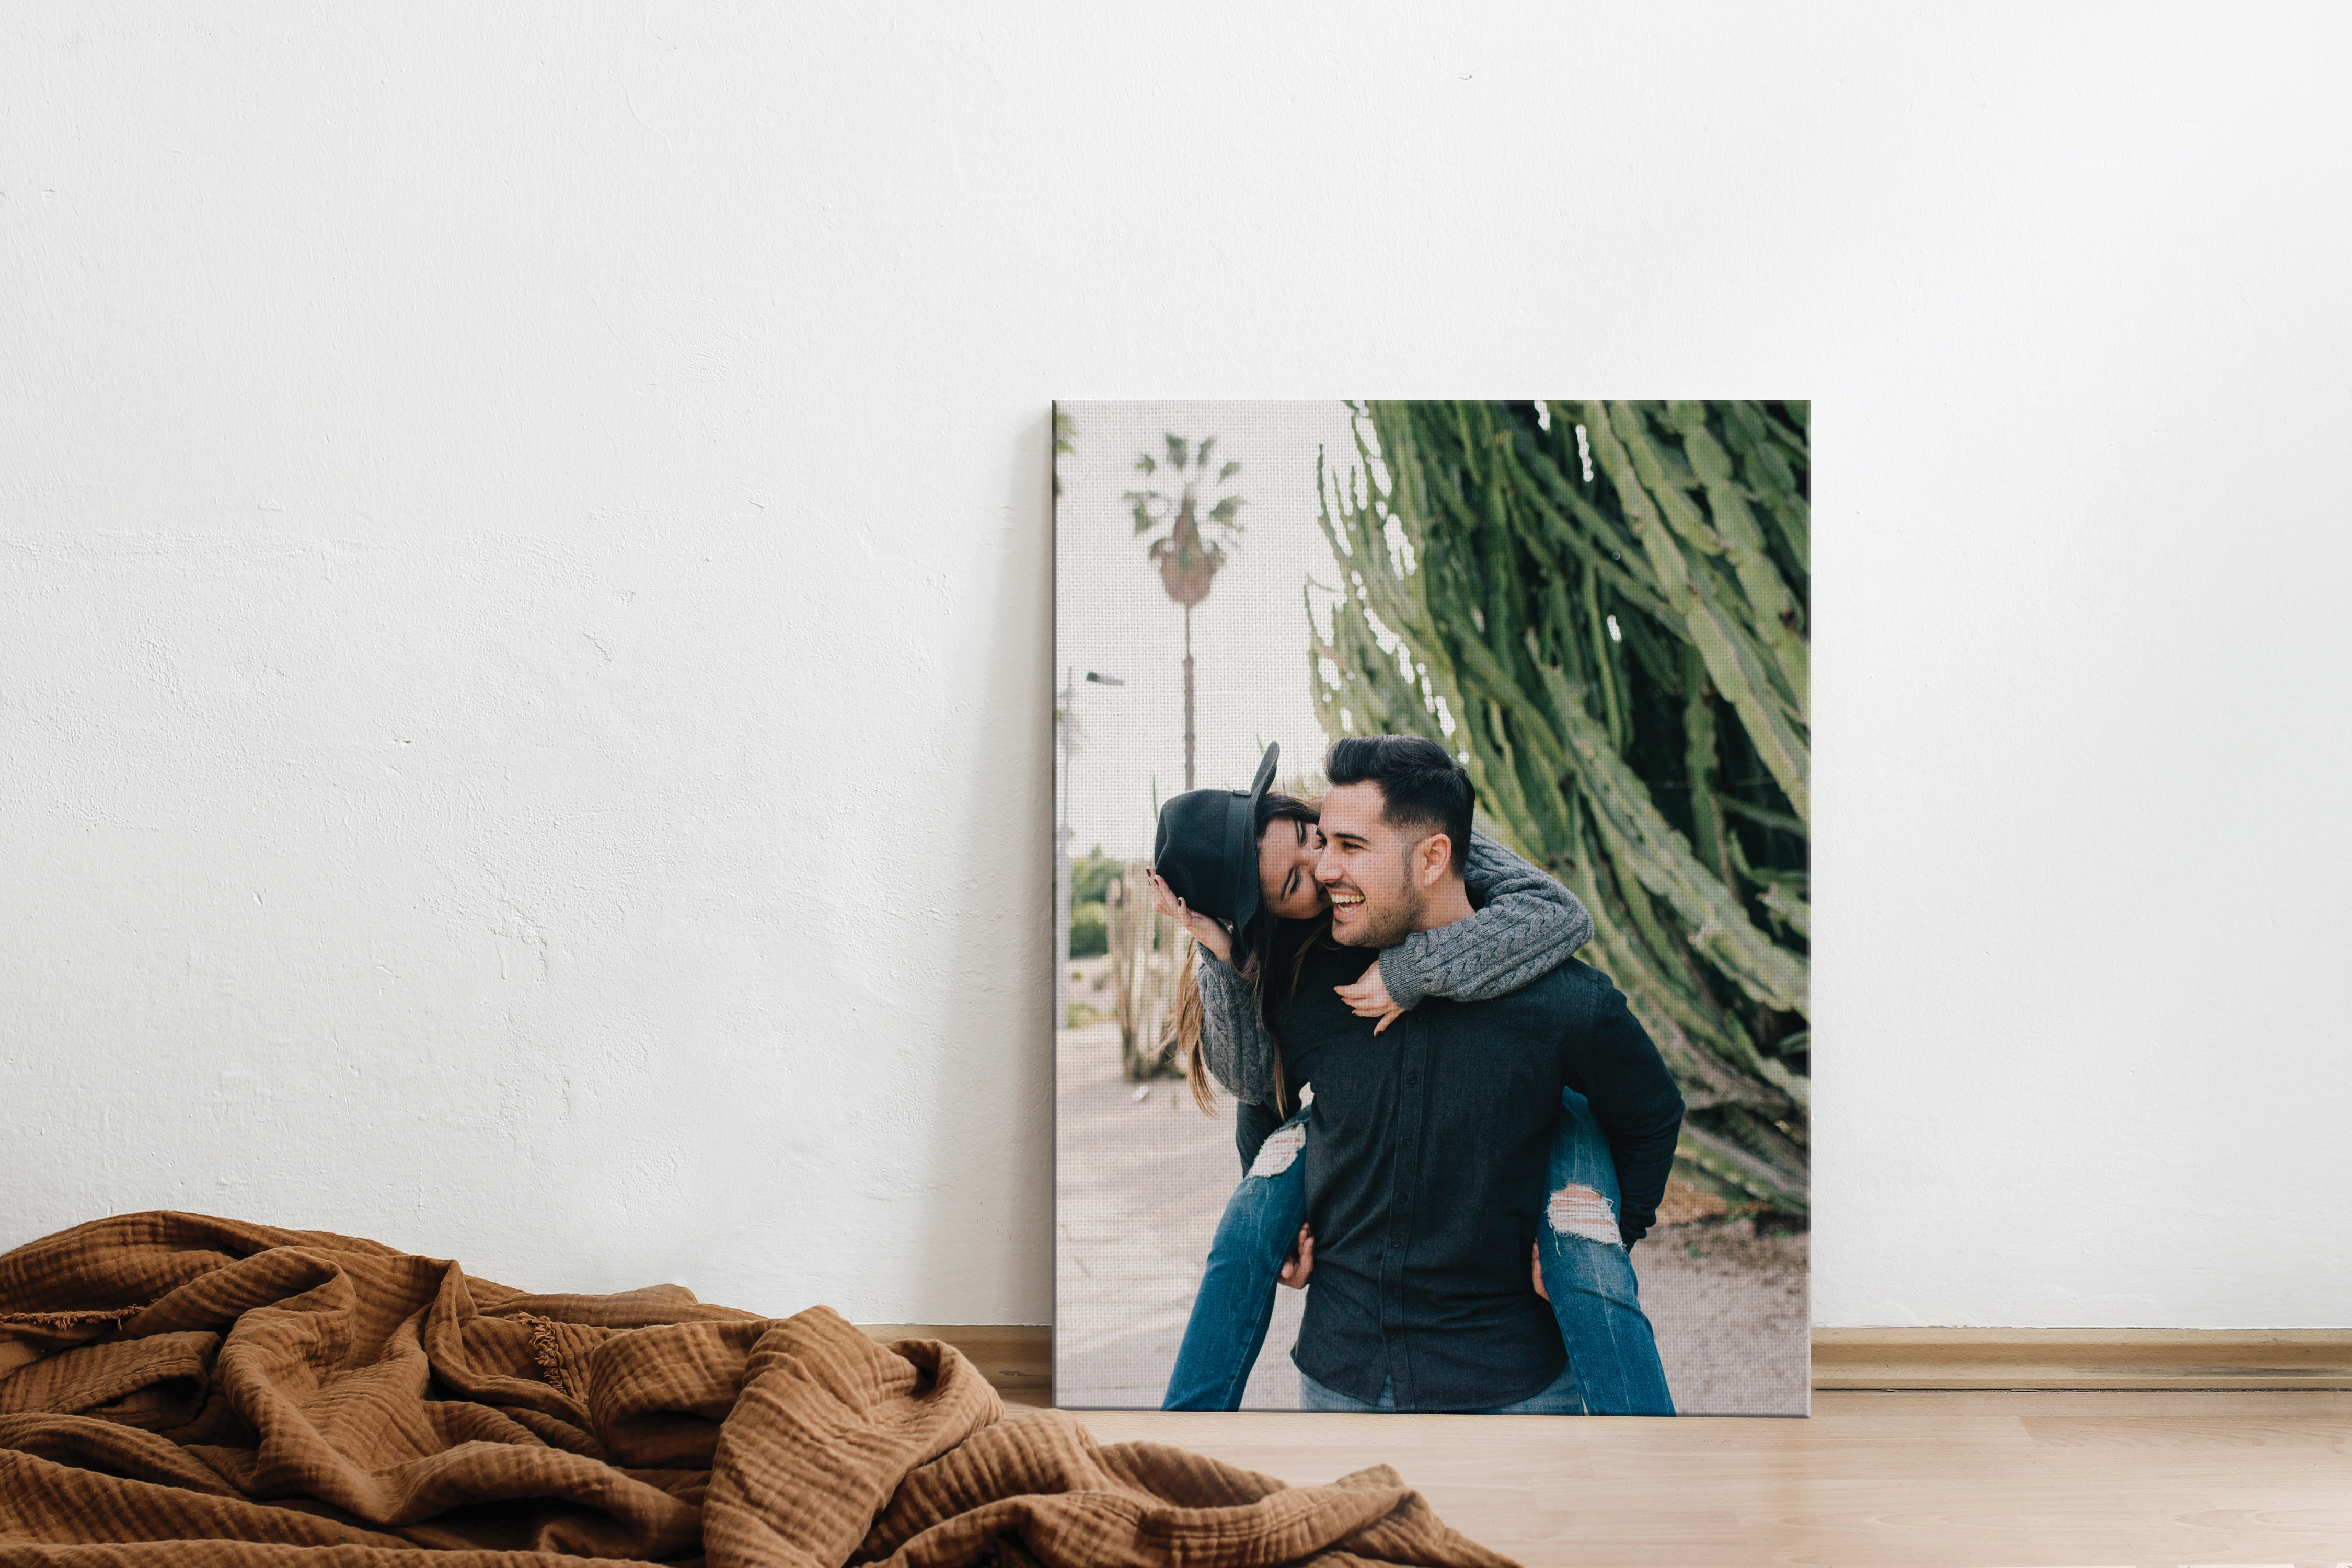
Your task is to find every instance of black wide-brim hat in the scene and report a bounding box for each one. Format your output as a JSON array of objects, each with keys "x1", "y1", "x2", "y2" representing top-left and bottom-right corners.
[{"x1": 1151, "y1": 742, "x2": 1280, "y2": 940}]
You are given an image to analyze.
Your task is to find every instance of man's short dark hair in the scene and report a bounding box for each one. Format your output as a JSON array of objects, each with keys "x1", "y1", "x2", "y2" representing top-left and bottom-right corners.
[{"x1": 1324, "y1": 735, "x2": 1475, "y2": 873}]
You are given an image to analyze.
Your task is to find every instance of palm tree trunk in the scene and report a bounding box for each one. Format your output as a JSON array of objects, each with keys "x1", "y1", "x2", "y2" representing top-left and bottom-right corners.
[{"x1": 1182, "y1": 605, "x2": 1196, "y2": 790}]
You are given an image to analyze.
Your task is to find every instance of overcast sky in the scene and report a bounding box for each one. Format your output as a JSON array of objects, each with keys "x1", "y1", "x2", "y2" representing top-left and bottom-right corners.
[{"x1": 1055, "y1": 400, "x2": 1368, "y2": 863}]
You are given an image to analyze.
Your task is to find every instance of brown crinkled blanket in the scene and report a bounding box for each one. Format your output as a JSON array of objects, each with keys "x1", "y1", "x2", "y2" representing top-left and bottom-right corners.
[{"x1": 0, "y1": 1213, "x2": 1515, "y2": 1568}]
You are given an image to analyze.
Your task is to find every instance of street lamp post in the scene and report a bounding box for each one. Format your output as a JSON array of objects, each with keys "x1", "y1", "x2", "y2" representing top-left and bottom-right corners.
[{"x1": 1054, "y1": 668, "x2": 1123, "y2": 1030}]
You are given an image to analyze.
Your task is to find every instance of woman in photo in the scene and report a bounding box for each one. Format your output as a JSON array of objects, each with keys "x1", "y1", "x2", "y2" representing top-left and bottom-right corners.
[{"x1": 1148, "y1": 742, "x2": 1676, "y2": 1415}]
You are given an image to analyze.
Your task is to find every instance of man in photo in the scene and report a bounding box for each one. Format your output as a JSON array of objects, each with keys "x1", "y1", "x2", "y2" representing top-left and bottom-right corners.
[
  {"x1": 1148, "y1": 741, "x2": 1661, "y2": 1412},
  {"x1": 1272, "y1": 735, "x2": 1686, "y2": 1413}
]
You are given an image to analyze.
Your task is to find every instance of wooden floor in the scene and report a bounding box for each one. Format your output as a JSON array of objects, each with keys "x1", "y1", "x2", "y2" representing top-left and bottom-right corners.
[
  {"x1": 1050, "y1": 1389, "x2": 2352, "y2": 1567},
  {"x1": 861, "y1": 1327, "x2": 2352, "y2": 1564}
]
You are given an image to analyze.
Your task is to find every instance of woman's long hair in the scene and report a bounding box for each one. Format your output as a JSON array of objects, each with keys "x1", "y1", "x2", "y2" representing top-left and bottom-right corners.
[{"x1": 1171, "y1": 791, "x2": 1331, "y2": 1116}]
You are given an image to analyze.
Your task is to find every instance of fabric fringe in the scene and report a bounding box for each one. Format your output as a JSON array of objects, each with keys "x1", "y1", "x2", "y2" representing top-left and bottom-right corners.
[
  {"x1": 0, "y1": 1307, "x2": 145, "y2": 1328},
  {"x1": 513, "y1": 1312, "x2": 577, "y2": 1398}
]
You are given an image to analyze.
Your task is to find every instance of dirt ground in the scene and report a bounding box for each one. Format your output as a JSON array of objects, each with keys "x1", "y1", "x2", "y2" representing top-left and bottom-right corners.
[{"x1": 1054, "y1": 1006, "x2": 1808, "y2": 1416}]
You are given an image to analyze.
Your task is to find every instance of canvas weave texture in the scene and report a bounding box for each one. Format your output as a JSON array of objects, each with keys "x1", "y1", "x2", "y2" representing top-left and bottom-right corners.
[{"x1": 0, "y1": 1212, "x2": 1513, "y2": 1567}]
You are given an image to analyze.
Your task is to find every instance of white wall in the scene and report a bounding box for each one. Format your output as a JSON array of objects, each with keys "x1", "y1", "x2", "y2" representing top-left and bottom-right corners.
[{"x1": 4, "y1": 4, "x2": 2346, "y2": 1328}]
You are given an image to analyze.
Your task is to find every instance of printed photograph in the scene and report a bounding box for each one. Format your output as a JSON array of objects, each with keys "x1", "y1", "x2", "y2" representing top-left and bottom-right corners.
[{"x1": 1053, "y1": 400, "x2": 1811, "y2": 1414}]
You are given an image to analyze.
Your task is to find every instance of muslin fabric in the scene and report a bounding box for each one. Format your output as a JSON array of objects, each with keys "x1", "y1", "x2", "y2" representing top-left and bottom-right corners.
[{"x1": 0, "y1": 1213, "x2": 1514, "y2": 1568}]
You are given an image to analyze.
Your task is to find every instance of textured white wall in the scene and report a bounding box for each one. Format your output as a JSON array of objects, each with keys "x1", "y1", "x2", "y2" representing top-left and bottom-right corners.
[{"x1": 4, "y1": 5, "x2": 2346, "y2": 1327}]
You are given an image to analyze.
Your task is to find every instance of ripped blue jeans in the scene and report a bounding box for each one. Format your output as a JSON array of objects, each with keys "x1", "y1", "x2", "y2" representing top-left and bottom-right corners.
[{"x1": 1161, "y1": 1090, "x2": 1675, "y2": 1414}]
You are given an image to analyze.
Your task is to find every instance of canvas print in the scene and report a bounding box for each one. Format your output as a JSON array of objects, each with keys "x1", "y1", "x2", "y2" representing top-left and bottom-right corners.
[{"x1": 1053, "y1": 401, "x2": 1811, "y2": 1414}]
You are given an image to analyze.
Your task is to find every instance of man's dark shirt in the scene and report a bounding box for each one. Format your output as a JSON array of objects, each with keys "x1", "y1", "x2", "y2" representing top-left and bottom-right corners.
[{"x1": 1264, "y1": 929, "x2": 1684, "y2": 1412}]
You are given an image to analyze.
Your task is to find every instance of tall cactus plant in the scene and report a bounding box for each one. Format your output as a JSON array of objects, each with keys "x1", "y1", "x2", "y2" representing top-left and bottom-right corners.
[{"x1": 1311, "y1": 400, "x2": 1812, "y2": 1213}]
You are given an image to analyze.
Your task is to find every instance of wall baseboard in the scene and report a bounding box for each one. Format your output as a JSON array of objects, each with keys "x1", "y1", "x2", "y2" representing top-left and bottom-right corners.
[
  {"x1": 861, "y1": 1325, "x2": 2352, "y2": 1396},
  {"x1": 860, "y1": 1324, "x2": 1052, "y2": 1402},
  {"x1": 1811, "y1": 1328, "x2": 2352, "y2": 1390}
]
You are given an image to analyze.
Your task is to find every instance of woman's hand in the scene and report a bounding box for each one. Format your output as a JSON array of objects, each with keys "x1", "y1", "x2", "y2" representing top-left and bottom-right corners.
[
  {"x1": 1146, "y1": 868, "x2": 1233, "y2": 964},
  {"x1": 1334, "y1": 961, "x2": 1406, "y2": 1035}
]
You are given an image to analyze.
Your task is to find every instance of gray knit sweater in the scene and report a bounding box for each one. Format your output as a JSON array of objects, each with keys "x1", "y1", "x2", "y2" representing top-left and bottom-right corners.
[{"x1": 1193, "y1": 832, "x2": 1595, "y2": 1108}]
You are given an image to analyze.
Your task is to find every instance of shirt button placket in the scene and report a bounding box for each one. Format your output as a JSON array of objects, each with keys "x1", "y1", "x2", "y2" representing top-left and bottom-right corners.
[{"x1": 1386, "y1": 1012, "x2": 1433, "y2": 1408}]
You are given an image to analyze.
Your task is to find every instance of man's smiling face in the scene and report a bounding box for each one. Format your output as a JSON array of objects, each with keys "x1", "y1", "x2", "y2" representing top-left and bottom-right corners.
[{"x1": 1313, "y1": 781, "x2": 1426, "y2": 948}]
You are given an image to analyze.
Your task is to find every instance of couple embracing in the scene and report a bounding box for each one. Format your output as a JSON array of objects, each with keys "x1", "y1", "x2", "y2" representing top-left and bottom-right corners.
[{"x1": 1147, "y1": 734, "x2": 1685, "y2": 1415}]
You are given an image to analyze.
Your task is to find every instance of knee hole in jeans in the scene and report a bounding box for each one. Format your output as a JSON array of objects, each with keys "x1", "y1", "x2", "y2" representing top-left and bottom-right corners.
[
  {"x1": 1247, "y1": 1121, "x2": 1307, "y2": 1178},
  {"x1": 1547, "y1": 1183, "x2": 1622, "y2": 1247}
]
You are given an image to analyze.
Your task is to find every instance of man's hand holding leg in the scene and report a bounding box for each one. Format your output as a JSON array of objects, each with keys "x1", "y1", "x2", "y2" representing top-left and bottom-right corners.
[{"x1": 1279, "y1": 1224, "x2": 1315, "y2": 1288}]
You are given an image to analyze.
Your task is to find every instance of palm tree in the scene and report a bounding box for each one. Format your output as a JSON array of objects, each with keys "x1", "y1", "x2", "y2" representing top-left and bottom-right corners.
[{"x1": 1125, "y1": 434, "x2": 1244, "y2": 788}]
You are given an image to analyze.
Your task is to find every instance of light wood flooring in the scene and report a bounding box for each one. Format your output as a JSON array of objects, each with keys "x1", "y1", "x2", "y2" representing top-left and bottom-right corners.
[{"x1": 1051, "y1": 1389, "x2": 2352, "y2": 1568}]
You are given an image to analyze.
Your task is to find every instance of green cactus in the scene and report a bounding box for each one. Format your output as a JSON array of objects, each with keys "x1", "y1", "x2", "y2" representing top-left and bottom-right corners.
[{"x1": 1310, "y1": 400, "x2": 1811, "y2": 1213}]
